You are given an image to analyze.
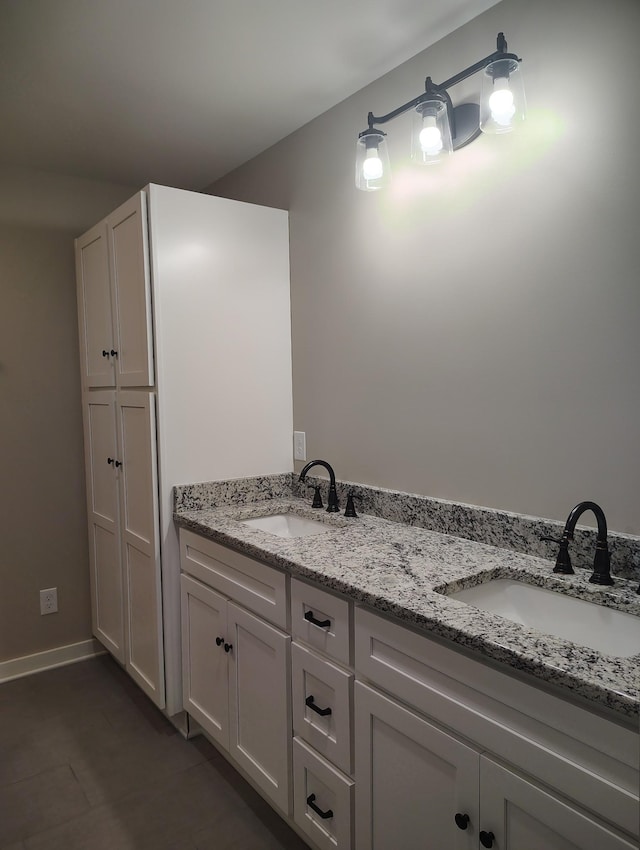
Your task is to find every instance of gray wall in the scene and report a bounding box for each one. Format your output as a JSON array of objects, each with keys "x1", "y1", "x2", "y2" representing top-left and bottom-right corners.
[
  {"x1": 210, "y1": 0, "x2": 640, "y2": 535},
  {"x1": 0, "y1": 166, "x2": 135, "y2": 663}
]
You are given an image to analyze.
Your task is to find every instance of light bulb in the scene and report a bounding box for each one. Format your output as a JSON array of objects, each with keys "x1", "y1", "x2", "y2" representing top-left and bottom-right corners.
[
  {"x1": 362, "y1": 148, "x2": 383, "y2": 181},
  {"x1": 489, "y1": 77, "x2": 516, "y2": 126},
  {"x1": 419, "y1": 116, "x2": 443, "y2": 156}
]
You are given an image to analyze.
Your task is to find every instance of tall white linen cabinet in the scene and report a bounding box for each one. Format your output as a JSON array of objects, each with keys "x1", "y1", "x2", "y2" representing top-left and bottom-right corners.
[{"x1": 75, "y1": 185, "x2": 294, "y2": 717}]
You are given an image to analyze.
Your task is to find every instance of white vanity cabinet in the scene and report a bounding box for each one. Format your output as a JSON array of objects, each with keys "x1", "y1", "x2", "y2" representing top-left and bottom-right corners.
[
  {"x1": 177, "y1": 527, "x2": 638, "y2": 850},
  {"x1": 76, "y1": 184, "x2": 294, "y2": 717},
  {"x1": 354, "y1": 607, "x2": 639, "y2": 850},
  {"x1": 180, "y1": 530, "x2": 292, "y2": 815}
]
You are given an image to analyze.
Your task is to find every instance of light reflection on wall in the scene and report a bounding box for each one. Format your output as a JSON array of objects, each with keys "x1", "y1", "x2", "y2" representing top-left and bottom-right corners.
[{"x1": 381, "y1": 108, "x2": 565, "y2": 228}]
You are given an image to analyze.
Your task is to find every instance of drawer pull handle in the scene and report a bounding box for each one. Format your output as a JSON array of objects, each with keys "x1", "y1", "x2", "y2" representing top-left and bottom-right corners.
[
  {"x1": 224, "y1": 642, "x2": 233, "y2": 653},
  {"x1": 215, "y1": 637, "x2": 224, "y2": 646},
  {"x1": 307, "y1": 794, "x2": 333, "y2": 820},
  {"x1": 454, "y1": 813, "x2": 470, "y2": 830},
  {"x1": 304, "y1": 610, "x2": 331, "y2": 629},
  {"x1": 305, "y1": 695, "x2": 332, "y2": 717},
  {"x1": 479, "y1": 831, "x2": 495, "y2": 848}
]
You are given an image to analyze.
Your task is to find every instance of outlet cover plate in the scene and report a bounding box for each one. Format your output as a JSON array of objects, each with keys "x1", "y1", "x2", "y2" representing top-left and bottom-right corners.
[
  {"x1": 293, "y1": 431, "x2": 306, "y2": 462},
  {"x1": 40, "y1": 587, "x2": 58, "y2": 615}
]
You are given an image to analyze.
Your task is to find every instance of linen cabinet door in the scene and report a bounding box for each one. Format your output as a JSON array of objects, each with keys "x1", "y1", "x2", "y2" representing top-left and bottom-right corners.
[
  {"x1": 354, "y1": 681, "x2": 479, "y2": 850},
  {"x1": 227, "y1": 601, "x2": 292, "y2": 816},
  {"x1": 76, "y1": 221, "x2": 115, "y2": 388},
  {"x1": 117, "y1": 390, "x2": 165, "y2": 708},
  {"x1": 180, "y1": 575, "x2": 229, "y2": 750},
  {"x1": 106, "y1": 191, "x2": 154, "y2": 387},
  {"x1": 83, "y1": 391, "x2": 123, "y2": 661},
  {"x1": 479, "y1": 757, "x2": 638, "y2": 850}
]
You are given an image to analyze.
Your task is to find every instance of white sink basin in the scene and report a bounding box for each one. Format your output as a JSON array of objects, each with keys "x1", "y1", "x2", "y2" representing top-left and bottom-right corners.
[
  {"x1": 240, "y1": 513, "x2": 330, "y2": 538},
  {"x1": 449, "y1": 579, "x2": 640, "y2": 658}
]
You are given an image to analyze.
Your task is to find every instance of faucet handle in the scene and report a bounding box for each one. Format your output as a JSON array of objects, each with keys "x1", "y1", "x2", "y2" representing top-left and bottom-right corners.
[
  {"x1": 311, "y1": 486, "x2": 324, "y2": 509},
  {"x1": 541, "y1": 534, "x2": 574, "y2": 575},
  {"x1": 344, "y1": 492, "x2": 358, "y2": 518}
]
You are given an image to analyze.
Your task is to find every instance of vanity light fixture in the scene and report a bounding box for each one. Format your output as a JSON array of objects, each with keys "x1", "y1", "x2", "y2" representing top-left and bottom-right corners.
[{"x1": 355, "y1": 32, "x2": 525, "y2": 191}]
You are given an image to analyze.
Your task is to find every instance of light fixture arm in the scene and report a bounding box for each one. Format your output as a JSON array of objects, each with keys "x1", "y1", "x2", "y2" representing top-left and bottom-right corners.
[{"x1": 366, "y1": 32, "x2": 521, "y2": 135}]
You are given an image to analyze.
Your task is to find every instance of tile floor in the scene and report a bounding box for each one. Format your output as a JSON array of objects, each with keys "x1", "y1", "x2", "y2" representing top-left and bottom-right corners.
[{"x1": 0, "y1": 655, "x2": 310, "y2": 849}]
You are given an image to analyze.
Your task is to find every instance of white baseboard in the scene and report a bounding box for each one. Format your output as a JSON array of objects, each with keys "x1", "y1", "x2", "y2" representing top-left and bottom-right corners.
[{"x1": 0, "y1": 638, "x2": 107, "y2": 683}]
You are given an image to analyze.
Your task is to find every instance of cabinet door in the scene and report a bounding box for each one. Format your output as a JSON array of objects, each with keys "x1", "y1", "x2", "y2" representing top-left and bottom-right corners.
[
  {"x1": 227, "y1": 601, "x2": 292, "y2": 816},
  {"x1": 480, "y1": 757, "x2": 638, "y2": 850},
  {"x1": 354, "y1": 681, "x2": 479, "y2": 850},
  {"x1": 117, "y1": 391, "x2": 164, "y2": 708},
  {"x1": 180, "y1": 575, "x2": 229, "y2": 749},
  {"x1": 107, "y1": 192, "x2": 154, "y2": 387},
  {"x1": 83, "y1": 392, "x2": 123, "y2": 661},
  {"x1": 76, "y1": 222, "x2": 115, "y2": 387}
]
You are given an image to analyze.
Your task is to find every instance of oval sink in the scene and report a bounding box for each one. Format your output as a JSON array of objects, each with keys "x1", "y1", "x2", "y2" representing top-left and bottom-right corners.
[
  {"x1": 449, "y1": 579, "x2": 640, "y2": 658},
  {"x1": 240, "y1": 513, "x2": 330, "y2": 538}
]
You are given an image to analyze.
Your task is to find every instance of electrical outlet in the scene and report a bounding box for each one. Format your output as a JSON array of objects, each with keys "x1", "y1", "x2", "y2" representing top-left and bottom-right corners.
[
  {"x1": 40, "y1": 587, "x2": 58, "y2": 615},
  {"x1": 293, "y1": 431, "x2": 306, "y2": 461}
]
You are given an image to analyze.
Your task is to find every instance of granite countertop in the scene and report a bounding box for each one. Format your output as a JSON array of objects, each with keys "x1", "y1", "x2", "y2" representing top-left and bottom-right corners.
[{"x1": 174, "y1": 496, "x2": 640, "y2": 724}]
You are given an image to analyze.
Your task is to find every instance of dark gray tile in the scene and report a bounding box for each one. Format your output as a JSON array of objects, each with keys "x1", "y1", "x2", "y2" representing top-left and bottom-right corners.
[
  {"x1": 0, "y1": 764, "x2": 90, "y2": 846},
  {"x1": 23, "y1": 795, "x2": 199, "y2": 850},
  {"x1": 0, "y1": 709, "x2": 113, "y2": 787},
  {"x1": 193, "y1": 802, "x2": 309, "y2": 850},
  {"x1": 4, "y1": 657, "x2": 310, "y2": 850},
  {"x1": 24, "y1": 761, "x2": 246, "y2": 850},
  {"x1": 68, "y1": 719, "x2": 209, "y2": 806}
]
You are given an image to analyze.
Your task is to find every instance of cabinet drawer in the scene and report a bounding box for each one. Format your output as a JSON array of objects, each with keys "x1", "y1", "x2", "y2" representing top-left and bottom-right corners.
[
  {"x1": 291, "y1": 578, "x2": 350, "y2": 665},
  {"x1": 180, "y1": 529, "x2": 287, "y2": 629},
  {"x1": 293, "y1": 737, "x2": 354, "y2": 850},
  {"x1": 292, "y1": 642, "x2": 353, "y2": 775}
]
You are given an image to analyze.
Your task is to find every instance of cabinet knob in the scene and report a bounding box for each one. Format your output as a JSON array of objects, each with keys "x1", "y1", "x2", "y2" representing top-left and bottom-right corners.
[
  {"x1": 223, "y1": 642, "x2": 232, "y2": 653},
  {"x1": 454, "y1": 813, "x2": 470, "y2": 830},
  {"x1": 102, "y1": 349, "x2": 110, "y2": 358},
  {"x1": 305, "y1": 695, "x2": 332, "y2": 717},
  {"x1": 306, "y1": 794, "x2": 333, "y2": 820},
  {"x1": 107, "y1": 457, "x2": 115, "y2": 465},
  {"x1": 479, "y1": 831, "x2": 495, "y2": 848},
  {"x1": 114, "y1": 460, "x2": 122, "y2": 468},
  {"x1": 304, "y1": 610, "x2": 331, "y2": 629},
  {"x1": 110, "y1": 349, "x2": 118, "y2": 357},
  {"x1": 215, "y1": 637, "x2": 224, "y2": 647}
]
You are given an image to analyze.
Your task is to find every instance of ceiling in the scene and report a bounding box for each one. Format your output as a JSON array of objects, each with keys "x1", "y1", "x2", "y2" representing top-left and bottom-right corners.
[{"x1": 0, "y1": 0, "x2": 501, "y2": 191}]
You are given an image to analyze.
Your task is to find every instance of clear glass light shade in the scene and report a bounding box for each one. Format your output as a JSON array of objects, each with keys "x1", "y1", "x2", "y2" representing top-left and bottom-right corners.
[
  {"x1": 355, "y1": 131, "x2": 391, "y2": 191},
  {"x1": 411, "y1": 100, "x2": 453, "y2": 164},
  {"x1": 479, "y1": 58, "x2": 526, "y2": 134}
]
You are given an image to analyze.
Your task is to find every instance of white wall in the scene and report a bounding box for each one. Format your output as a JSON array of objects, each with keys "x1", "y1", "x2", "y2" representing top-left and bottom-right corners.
[{"x1": 210, "y1": 0, "x2": 640, "y2": 534}]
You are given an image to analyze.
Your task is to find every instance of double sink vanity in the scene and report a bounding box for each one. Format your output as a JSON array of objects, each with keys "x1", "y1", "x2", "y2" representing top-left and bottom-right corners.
[{"x1": 174, "y1": 471, "x2": 640, "y2": 850}]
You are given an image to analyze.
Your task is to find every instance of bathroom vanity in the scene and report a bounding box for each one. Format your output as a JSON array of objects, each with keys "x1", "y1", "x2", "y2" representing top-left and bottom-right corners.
[{"x1": 174, "y1": 477, "x2": 640, "y2": 850}]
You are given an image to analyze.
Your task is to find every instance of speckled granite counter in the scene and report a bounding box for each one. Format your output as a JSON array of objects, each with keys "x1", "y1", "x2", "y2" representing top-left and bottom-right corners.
[{"x1": 174, "y1": 481, "x2": 640, "y2": 726}]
